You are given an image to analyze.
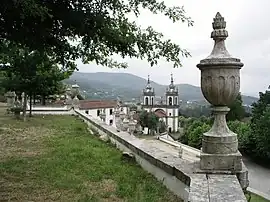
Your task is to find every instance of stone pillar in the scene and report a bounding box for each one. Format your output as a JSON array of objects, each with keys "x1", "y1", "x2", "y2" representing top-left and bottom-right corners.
[
  {"x1": 119, "y1": 110, "x2": 125, "y2": 130},
  {"x1": 128, "y1": 120, "x2": 136, "y2": 135},
  {"x1": 71, "y1": 84, "x2": 80, "y2": 108},
  {"x1": 5, "y1": 91, "x2": 16, "y2": 112},
  {"x1": 128, "y1": 112, "x2": 136, "y2": 135},
  {"x1": 197, "y1": 13, "x2": 244, "y2": 171},
  {"x1": 114, "y1": 108, "x2": 121, "y2": 130},
  {"x1": 122, "y1": 118, "x2": 129, "y2": 131}
]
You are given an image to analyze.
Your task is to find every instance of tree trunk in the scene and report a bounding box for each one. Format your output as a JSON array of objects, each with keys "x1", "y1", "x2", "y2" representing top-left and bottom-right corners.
[
  {"x1": 29, "y1": 93, "x2": 33, "y2": 117},
  {"x1": 41, "y1": 95, "x2": 46, "y2": 105},
  {"x1": 22, "y1": 93, "x2": 27, "y2": 122},
  {"x1": 33, "y1": 93, "x2": 36, "y2": 105}
]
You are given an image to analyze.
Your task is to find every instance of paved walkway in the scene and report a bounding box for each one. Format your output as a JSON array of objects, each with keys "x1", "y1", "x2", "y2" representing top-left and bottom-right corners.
[{"x1": 243, "y1": 156, "x2": 270, "y2": 196}]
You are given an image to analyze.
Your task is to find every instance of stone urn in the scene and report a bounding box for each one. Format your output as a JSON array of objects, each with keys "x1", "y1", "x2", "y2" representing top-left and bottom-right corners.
[
  {"x1": 128, "y1": 120, "x2": 137, "y2": 135},
  {"x1": 119, "y1": 110, "x2": 125, "y2": 121},
  {"x1": 11, "y1": 100, "x2": 23, "y2": 119},
  {"x1": 197, "y1": 12, "x2": 244, "y2": 171},
  {"x1": 71, "y1": 84, "x2": 80, "y2": 106},
  {"x1": 5, "y1": 91, "x2": 16, "y2": 113},
  {"x1": 122, "y1": 118, "x2": 129, "y2": 131}
]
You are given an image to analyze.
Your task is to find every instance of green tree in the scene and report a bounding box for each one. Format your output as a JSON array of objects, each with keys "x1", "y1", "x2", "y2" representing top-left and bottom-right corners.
[
  {"x1": 33, "y1": 62, "x2": 72, "y2": 106},
  {"x1": 158, "y1": 120, "x2": 167, "y2": 133},
  {"x1": 0, "y1": 42, "x2": 72, "y2": 118},
  {"x1": 147, "y1": 112, "x2": 159, "y2": 132},
  {"x1": 139, "y1": 110, "x2": 148, "y2": 128},
  {"x1": 227, "y1": 121, "x2": 251, "y2": 151},
  {"x1": 0, "y1": 0, "x2": 193, "y2": 69},
  {"x1": 250, "y1": 90, "x2": 270, "y2": 161},
  {"x1": 184, "y1": 120, "x2": 211, "y2": 149},
  {"x1": 227, "y1": 93, "x2": 245, "y2": 121},
  {"x1": 139, "y1": 110, "x2": 159, "y2": 134},
  {"x1": 0, "y1": 71, "x2": 7, "y2": 102},
  {"x1": 250, "y1": 107, "x2": 270, "y2": 160}
]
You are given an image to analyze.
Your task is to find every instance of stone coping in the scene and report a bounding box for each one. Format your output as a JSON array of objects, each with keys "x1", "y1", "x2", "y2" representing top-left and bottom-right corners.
[
  {"x1": 27, "y1": 109, "x2": 71, "y2": 112},
  {"x1": 141, "y1": 104, "x2": 179, "y2": 108},
  {"x1": 158, "y1": 136, "x2": 201, "y2": 158},
  {"x1": 26, "y1": 107, "x2": 72, "y2": 112}
]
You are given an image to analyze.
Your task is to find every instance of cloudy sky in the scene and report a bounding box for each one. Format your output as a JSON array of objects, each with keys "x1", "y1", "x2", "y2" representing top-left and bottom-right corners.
[{"x1": 78, "y1": 0, "x2": 270, "y2": 97}]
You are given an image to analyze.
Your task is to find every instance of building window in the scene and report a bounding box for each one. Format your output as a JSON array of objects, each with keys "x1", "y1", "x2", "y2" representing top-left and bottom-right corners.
[
  {"x1": 151, "y1": 97, "x2": 154, "y2": 105},
  {"x1": 85, "y1": 110, "x2": 89, "y2": 114},
  {"x1": 109, "y1": 119, "x2": 113, "y2": 125},
  {"x1": 175, "y1": 97, "x2": 178, "y2": 105},
  {"x1": 169, "y1": 113, "x2": 172, "y2": 116},
  {"x1": 145, "y1": 97, "x2": 149, "y2": 105},
  {"x1": 110, "y1": 109, "x2": 113, "y2": 115},
  {"x1": 169, "y1": 97, "x2": 172, "y2": 105},
  {"x1": 97, "y1": 109, "x2": 100, "y2": 116},
  {"x1": 168, "y1": 127, "x2": 172, "y2": 133}
]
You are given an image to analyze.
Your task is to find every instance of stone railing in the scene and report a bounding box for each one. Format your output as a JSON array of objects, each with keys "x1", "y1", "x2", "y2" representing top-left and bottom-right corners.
[
  {"x1": 23, "y1": 106, "x2": 247, "y2": 202},
  {"x1": 26, "y1": 106, "x2": 74, "y2": 115},
  {"x1": 158, "y1": 135, "x2": 200, "y2": 160}
]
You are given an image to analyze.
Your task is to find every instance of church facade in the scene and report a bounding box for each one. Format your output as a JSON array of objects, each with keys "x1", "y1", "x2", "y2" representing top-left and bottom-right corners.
[{"x1": 141, "y1": 74, "x2": 179, "y2": 133}]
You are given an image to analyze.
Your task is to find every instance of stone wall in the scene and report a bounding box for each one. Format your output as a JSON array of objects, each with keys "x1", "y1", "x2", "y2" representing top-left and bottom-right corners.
[
  {"x1": 26, "y1": 106, "x2": 74, "y2": 115},
  {"x1": 26, "y1": 107, "x2": 247, "y2": 202}
]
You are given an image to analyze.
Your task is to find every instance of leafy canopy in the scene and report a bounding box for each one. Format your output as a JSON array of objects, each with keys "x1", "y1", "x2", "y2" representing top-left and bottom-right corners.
[
  {"x1": 0, "y1": 0, "x2": 193, "y2": 68},
  {"x1": 227, "y1": 93, "x2": 245, "y2": 121},
  {"x1": 250, "y1": 90, "x2": 270, "y2": 160},
  {"x1": 139, "y1": 110, "x2": 159, "y2": 130},
  {"x1": 0, "y1": 41, "x2": 72, "y2": 97}
]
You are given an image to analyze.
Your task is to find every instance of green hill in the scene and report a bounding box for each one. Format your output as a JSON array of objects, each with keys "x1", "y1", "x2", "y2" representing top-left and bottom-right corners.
[{"x1": 64, "y1": 72, "x2": 258, "y2": 105}]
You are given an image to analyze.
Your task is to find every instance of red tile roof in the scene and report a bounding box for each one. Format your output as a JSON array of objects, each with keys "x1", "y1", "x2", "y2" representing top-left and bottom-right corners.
[
  {"x1": 154, "y1": 109, "x2": 167, "y2": 118},
  {"x1": 79, "y1": 100, "x2": 117, "y2": 109}
]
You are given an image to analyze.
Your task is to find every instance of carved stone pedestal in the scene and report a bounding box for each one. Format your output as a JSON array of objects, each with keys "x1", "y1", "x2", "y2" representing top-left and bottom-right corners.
[
  {"x1": 200, "y1": 106, "x2": 242, "y2": 171},
  {"x1": 200, "y1": 151, "x2": 242, "y2": 171}
]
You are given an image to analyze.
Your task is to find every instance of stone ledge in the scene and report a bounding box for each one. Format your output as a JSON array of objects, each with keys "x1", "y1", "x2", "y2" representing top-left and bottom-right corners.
[{"x1": 207, "y1": 174, "x2": 247, "y2": 202}]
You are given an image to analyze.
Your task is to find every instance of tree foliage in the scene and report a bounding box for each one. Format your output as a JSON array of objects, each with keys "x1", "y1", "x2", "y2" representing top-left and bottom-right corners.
[
  {"x1": 179, "y1": 92, "x2": 270, "y2": 163},
  {"x1": 250, "y1": 90, "x2": 270, "y2": 160},
  {"x1": 158, "y1": 120, "x2": 167, "y2": 133},
  {"x1": 0, "y1": 41, "x2": 72, "y2": 95},
  {"x1": 0, "y1": 0, "x2": 193, "y2": 69},
  {"x1": 227, "y1": 93, "x2": 245, "y2": 121},
  {"x1": 139, "y1": 110, "x2": 159, "y2": 133}
]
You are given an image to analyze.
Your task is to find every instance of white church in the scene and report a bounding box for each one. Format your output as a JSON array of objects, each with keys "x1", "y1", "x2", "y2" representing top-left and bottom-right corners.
[{"x1": 141, "y1": 74, "x2": 179, "y2": 133}]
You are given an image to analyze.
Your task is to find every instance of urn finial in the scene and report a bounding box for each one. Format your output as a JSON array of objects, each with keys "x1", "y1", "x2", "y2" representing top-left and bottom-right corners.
[{"x1": 211, "y1": 12, "x2": 228, "y2": 41}]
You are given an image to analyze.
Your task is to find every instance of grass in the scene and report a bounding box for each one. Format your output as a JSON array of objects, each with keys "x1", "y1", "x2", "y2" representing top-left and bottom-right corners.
[
  {"x1": 246, "y1": 192, "x2": 270, "y2": 202},
  {"x1": 0, "y1": 106, "x2": 182, "y2": 202}
]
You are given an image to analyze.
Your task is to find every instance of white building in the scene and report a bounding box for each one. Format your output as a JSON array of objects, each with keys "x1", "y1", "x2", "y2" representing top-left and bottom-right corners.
[
  {"x1": 141, "y1": 74, "x2": 179, "y2": 133},
  {"x1": 78, "y1": 100, "x2": 128, "y2": 127}
]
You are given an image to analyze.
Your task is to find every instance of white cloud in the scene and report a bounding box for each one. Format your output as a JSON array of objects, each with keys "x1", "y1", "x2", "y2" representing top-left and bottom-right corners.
[{"x1": 77, "y1": 0, "x2": 270, "y2": 97}]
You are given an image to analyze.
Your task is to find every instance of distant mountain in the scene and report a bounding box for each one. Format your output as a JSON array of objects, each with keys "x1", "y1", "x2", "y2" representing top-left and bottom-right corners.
[{"x1": 64, "y1": 72, "x2": 258, "y2": 105}]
